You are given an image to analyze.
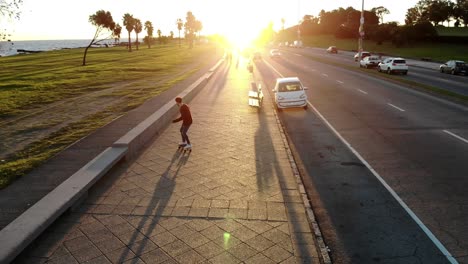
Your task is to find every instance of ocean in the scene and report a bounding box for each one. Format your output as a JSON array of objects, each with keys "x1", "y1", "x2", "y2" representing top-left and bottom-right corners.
[{"x1": 0, "y1": 39, "x2": 116, "y2": 57}]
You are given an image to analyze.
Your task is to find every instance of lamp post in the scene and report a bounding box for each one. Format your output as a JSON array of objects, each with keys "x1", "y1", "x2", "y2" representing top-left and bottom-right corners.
[{"x1": 358, "y1": 0, "x2": 365, "y2": 62}]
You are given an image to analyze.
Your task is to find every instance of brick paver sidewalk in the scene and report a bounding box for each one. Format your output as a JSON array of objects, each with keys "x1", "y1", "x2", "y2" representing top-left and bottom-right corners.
[{"x1": 14, "y1": 59, "x2": 321, "y2": 264}]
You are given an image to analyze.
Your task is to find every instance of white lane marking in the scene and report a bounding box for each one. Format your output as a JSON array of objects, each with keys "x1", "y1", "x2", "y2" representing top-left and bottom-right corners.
[
  {"x1": 322, "y1": 73, "x2": 328, "y2": 77},
  {"x1": 265, "y1": 59, "x2": 458, "y2": 264},
  {"x1": 443, "y1": 130, "x2": 468, "y2": 144},
  {"x1": 388, "y1": 103, "x2": 405, "y2": 112},
  {"x1": 358, "y1": 89, "x2": 368, "y2": 94},
  {"x1": 307, "y1": 101, "x2": 458, "y2": 264},
  {"x1": 311, "y1": 69, "x2": 316, "y2": 72},
  {"x1": 294, "y1": 53, "x2": 302, "y2": 57},
  {"x1": 337, "y1": 80, "x2": 344, "y2": 84}
]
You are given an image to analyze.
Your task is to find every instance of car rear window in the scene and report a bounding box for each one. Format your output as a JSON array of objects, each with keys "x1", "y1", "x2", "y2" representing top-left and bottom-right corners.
[
  {"x1": 456, "y1": 62, "x2": 466, "y2": 66},
  {"x1": 394, "y1": 60, "x2": 406, "y2": 64},
  {"x1": 279, "y1": 83, "x2": 302, "y2": 92}
]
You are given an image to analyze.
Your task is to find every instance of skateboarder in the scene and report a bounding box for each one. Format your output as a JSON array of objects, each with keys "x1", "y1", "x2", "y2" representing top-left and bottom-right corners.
[{"x1": 172, "y1": 97, "x2": 192, "y2": 150}]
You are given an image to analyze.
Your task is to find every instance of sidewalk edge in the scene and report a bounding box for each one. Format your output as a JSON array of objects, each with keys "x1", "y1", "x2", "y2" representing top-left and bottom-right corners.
[{"x1": 268, "y1": 107, "x2": 332, "y2": 264}]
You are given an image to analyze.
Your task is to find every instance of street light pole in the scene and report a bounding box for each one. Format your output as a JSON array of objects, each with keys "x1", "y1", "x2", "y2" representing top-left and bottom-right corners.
[{"x1": 358, "y1": 0, "x2": 365, "y2": 62}]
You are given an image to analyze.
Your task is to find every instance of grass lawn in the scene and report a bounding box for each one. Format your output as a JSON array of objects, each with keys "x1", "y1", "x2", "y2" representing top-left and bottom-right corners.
[
  {"x1": 436, "y1": 26, "x2": 468, "y2": 36},
  {"x1": 0, "y1": 43, "x2": 217, "y2": 188},
  {"x1": 301, "y1": 34, "x2": 468, "y2": 62}
]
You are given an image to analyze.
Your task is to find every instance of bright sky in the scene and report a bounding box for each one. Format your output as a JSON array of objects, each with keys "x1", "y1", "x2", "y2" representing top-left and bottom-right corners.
[{"x1": 4, "y1": 0, "x2": 418, "y2": 41}]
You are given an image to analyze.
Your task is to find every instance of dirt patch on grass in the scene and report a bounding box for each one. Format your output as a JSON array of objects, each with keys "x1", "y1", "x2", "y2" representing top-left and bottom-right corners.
[{"x1": 0, "y1": 61, "x2": 201, "y2": 161}]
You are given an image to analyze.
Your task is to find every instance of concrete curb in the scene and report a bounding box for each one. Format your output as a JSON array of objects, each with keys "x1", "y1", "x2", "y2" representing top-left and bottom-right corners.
[
  {"x1": 114, "y1": 60, "x2": 222, "y2": 160},
  {"x1": 0, "y1": 58, "x2": 224, "y2": 264},
  {"x1": 0, "y1": 147, "x2": 127, "y2": 264},
  {"x1": 272, "y1": 110, "x2": 332, "y2": 264}
]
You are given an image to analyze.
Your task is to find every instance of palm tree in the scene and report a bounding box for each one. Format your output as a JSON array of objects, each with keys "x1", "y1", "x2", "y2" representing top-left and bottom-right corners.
[
  {"x1": 157, "y1": 29, "x2": 162, "y2": 43},
  {"x1": 113, "y1": 23, "x2": 122, "y2": 45},
  {"x1": 134, "y1": 18, "x2": 142, "y2": 50},
  {"x1": 176, "y1": 18, "x2": 183, "y2": 47},
  {"x1": 144, "y1": 21, "x2": 154, "y2": 48},
  {"x1": 123, "y1": 13, "x2": 135, "y2": 52}
]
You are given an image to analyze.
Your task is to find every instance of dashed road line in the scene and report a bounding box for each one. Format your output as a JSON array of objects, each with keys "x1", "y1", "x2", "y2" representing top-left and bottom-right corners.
[
  {"x1": 388, "y1": 103, "x2": 405, "y2": 112},
  {"x1": 265, "y1": 59, "x2": 457, "y2": 264},
  {"x1": 337, "y1": 80, "x2": 344, "y2": 84},
  {"x1": 321, "y1": 73, "x2": 328, "y2": 77},
  {"x1": 358, "y1": 89, "x2": 368, "y2": 94},
  {"x1": 294, "y1": 53, "x2": 302, "y2": 57},
  {"x1": 443, "y1": 130, "x2": 468, "y2": 144}
]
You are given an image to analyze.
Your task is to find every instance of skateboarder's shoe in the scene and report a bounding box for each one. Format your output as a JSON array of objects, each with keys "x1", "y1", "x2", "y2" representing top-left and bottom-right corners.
[
  {"x1": 179, "y1": 142, "x2": 187, "y2": 146},
  {"x1": 183, "y1": 144, "x2": 192, "y2": 150}
]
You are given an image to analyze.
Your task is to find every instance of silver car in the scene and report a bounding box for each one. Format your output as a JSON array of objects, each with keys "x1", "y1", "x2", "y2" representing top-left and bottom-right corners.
[{"x1": 360, "y1": 56, "x2": 381, "y2": 69}]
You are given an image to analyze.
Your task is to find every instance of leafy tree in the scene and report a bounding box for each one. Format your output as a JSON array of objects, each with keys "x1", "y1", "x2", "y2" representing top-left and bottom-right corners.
[
  {"x1": 457, "y1": 0, "x2": 468, "y2": 26},
  {"x1": 185, "y1": 11, "x2": 196, "y2": 48},
  {"x1": 176, "y1": 18, "x2": 183, "y2": 47},
  {"x1": 134, "y1": 18, "x2": 142, "y2": 50},
  {"x1": 144, "y1": 21, "x2": 154, "y2": 48},
  {"x1": 405, "y1": 6, "x2": 423, "y2": 25},
  {"x1": 371, "y1": 6, "x2": 390, "y2": 24},
  {"x1": 281, "y1": 18, "x2": 285, "y2": 31},
  {"x1": 0, "y1": 0, "x2": 23, "y2": 40},
  {"x1": 299, "y1": 15, "x2": 320, "y2": 35},
  {"x1": 425, "y1": 0, "x2": 453, "y2": 26},
  {"x1": 113, "y1": 23, "x2": 122, "y2": 44},
  {"x1": 83, "y1": 10, "x2": 115, "y2": 66},
  {"x1": 194, "y1": 20, "x2": 203, "y2": 40},
  {"x1": 123, "y1": 13, "x2": 135, "y2": 52}
]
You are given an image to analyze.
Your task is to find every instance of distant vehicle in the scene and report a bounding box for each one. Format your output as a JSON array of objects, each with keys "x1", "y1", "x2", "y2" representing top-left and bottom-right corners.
[
  {"x1": 326, "y1": 46, "x2": 338, "y2": 54},
  {"x1": 439, "y1": 60, "x2": 467, "y2": 75},
  {"x1": 354, "y1": 51, "x2": 371, "y2": 61},
  {"x1": 360, "y1": 55, "x2": 381, "y2": 69},
  {"x1": 270, "y1": 49, "x2": 281, "y2": 58},
  {"x1": 293, "y1": 40, "x2": 303, "y2": 48},
  {"x1": 378, "y1": 57, "x2": 408, "y2": 75},
  {"x1": 253, "y1": 51, "x2": 262, "y2": 60},
  {"x1": 272, "y1": 77, "x2": 308, "y2": 110}
]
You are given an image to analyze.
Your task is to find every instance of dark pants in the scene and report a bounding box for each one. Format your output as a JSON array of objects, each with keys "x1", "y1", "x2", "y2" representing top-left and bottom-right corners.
[{"x1": 180, "y1": 124, "x2": 191, "y2": 145}]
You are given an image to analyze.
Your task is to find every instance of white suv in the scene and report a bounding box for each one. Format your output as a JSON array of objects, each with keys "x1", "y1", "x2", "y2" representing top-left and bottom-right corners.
[
  {"x1": 378, "y1": 57, "x2": 408, "y2": 75},
  {"x1": 272, "y1": 77, "x2": 308, "y2": 110}
]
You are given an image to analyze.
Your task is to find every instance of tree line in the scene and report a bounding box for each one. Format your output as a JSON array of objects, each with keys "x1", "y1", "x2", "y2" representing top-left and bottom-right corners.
[
  {"x1": 405, "y1": 0, "x2": 468, "y2": 27},
  {"x1": 83, "y1": 10, "x2": 203, "y2": 66},
  {"x1": 279, "y1": 2, "x2": 467, "y2": 49}
]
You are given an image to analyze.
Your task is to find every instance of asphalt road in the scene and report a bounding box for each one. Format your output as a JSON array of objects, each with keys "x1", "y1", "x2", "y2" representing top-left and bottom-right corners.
[
  {"x1": 254, "y1": 51, "x2": 468, "y2": 263},
  {"x1": 284, "y1": 47, "x2": 468, "y2": 96}
]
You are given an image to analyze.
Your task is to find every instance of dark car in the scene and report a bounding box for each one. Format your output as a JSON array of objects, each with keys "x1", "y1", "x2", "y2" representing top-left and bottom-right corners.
[
  {"x1": 326, "y1": 46, "x2": 338, "y2": 54},
  {"x1": 440, "y1": 60, "x2": 467, "y2": 75}
]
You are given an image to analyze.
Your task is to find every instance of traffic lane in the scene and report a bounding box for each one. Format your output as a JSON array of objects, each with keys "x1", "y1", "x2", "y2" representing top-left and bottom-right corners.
[
  {"x1": 281, "y1": 47, "x2": 468, "y2": 96},
  {"x1": 259, "y1": 57, "x2": 468, "y2": 261},
  {"x1": 268, "y1": 55, "x2": 468, "y2": 260},
  {"x1": 256, "y1": 61, "x2": 451, "y2": 263},
  {"x1": 269, "y1": 52, "x2": 468, "y2": 140}
]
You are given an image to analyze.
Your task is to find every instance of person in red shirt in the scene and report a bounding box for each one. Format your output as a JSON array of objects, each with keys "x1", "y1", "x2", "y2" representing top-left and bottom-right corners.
[{"x1": 172, "y1": 97, "x2": 193, "y2": 149}]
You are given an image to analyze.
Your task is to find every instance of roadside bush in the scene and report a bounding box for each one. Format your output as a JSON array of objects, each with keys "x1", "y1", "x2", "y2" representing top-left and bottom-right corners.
[{"x1": 335, "y1": 25, "x2": 356, "y2": 39}]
